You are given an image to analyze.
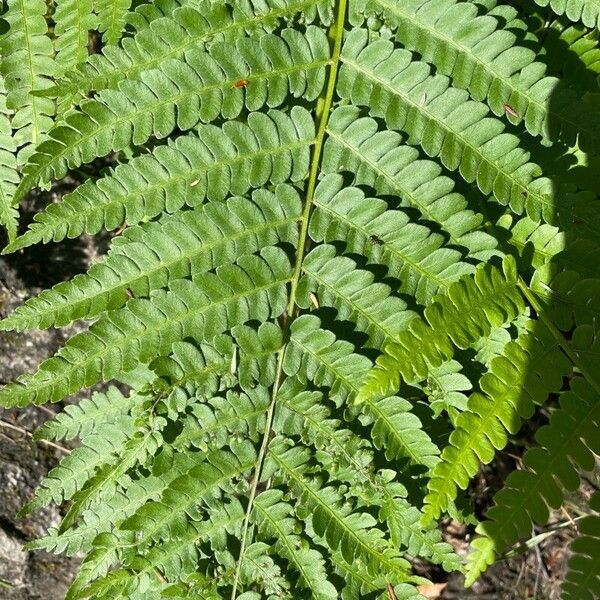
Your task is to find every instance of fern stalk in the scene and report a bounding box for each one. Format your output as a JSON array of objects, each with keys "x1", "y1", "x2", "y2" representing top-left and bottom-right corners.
[{"x1": 230, "y1": 1, "x2": 348, "y2": 595}]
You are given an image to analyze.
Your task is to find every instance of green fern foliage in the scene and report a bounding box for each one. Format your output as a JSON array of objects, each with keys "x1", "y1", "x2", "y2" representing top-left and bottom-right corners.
[
  {"x1": 1, "y1": 0, "x2": 599, "y2": 597},
  {"x1": 562, "y1": 490, "x2": 600, "y2": 599}
]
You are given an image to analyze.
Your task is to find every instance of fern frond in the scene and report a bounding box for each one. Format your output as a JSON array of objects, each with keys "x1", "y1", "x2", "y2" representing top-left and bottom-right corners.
[
  {"x1": 54, "y1": 0, "x2": 96, "y2": 73},
  {"x1": 0, "y1": 248, "x2": 291, "y2": 406},
  {"x1": 310, "y1": 175, "x2": 475, "y2": 305},
  {"x1": 27, "y1": 418, "x2": 136, "y2": 511},
  {"x1": 173, "y1": 389, "x2": 270, "y2": 451},
  {"x1": 6, "y1": 108, "x2": 313, "y2": 252},
  {"x1": 0, "y1": 0, "x2": 56, "y2": 164},
  {"x1": 95, "y1": 0, "x2": 132, "y2": 45},
  {"x1": 562, "y1": 491, "x2": 600, "y2": 599},
  {"x1": 266, "y1": 437, "x2": 416, "y2": 582},
  {"x1": 0, "y1": 76, "x2": 19, "y2": 239},
  {"x1": 338, "y1": 30, "x2": 563, "y2": 225},
  {"x1": 79, "y1": 500, "x2": 245, "y2": 599},
  {"x1": 15, "y1": 27, "x2": 329, "y2": 200},
  {"x1": 232, "y1": 322, "x2": 285, "y2": 391},
  {"x1": 149, "y1": 338, "x2": 234, "y2": 402},
  {"x1": 358, "y1": 257, "x2": 525, "y2": 401},
  {"x1": 254, "y1": 490, "x2": 338, "y2": 600},
  {"x1": 284, "y1": 314, "x2": 371, "y2": 406},
  {"x1": 32, "y1": 451, "x2": 199, "y2": 555},
  {"x1": 54, "y1": 0, "x2": 333, "y2": 98},
  {"x1": 381, "y1": 499, "x2": 463, "y2": 572},
  {"x1": 1, "y1": 185, "x2": 301, "y2": 330},
  {"x1": 466, "y1": 377, "x2": 600, "y2": 584},
  {"x1": 35, "y1": 386, "x2": 138, "y2": 442},
  {"x1": 425, "y1": 360, "x2": 471, "y2": 422},
  {"x1": 119, "y1": 441, "x2": 256, "y2": 543},
  {"x1": 533, "y1": 0, "x2": 600, "y2": 27},
  {"x1": 364, "y1": 395, "x2": 441, "y2": 472},
  {"x1": 352, "y1": 0, "x2": 600, "y2": 149},
  {"x1": 423, "y1": 322, "x2": 572, "y2": 525},
  {"x1": 125, "y1": 0, "x2": 191, "y2": 30},
  {"x1": 323, "y1": 106, "x2": 498, "y2": 259},
  {"x1": 298, "y1": 244, "x2": 416, "y2": 347}
]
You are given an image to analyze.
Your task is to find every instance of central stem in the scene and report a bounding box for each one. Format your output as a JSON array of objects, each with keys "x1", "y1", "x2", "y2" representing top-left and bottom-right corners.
[{"x1": 230, "y1": 1, "x2": 348, "y2": 596}]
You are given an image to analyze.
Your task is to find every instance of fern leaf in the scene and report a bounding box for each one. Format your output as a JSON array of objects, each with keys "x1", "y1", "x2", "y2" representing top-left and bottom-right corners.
[
  {"x1": 54, "y1": 0, "x2": 96, "y2": 73},
  {"x1": 35, "y1": 386, "x2": 139, "y2": 442},
  {"x1": 562, "y1": 491, "x2": 600, "y2": 599},
  {"x1": 54, "y1": 0, "x2": 333, "y2": 97},
  {"x1": 26, "y1": 418, "x2": 136, "y2": 511},
  {"x1": 0, "y1": 248, "x2": 291, "y2": 406},
  {"x1": 284, "y1": 314, "x2": 372, "y2": 406},
  {"x1": 0, "y1": 0, "x2": 56, "y2": 164},
  {"x1": 125, "y1": 0, "x2": 191, "y2": 31},
  {"x1": 363, "y1": 395, "x2": 441, "y2": 473},
  {"x1": 298, "y1": 244, "x2": 417, "y2": 347},
  {"x1": 82, "y1": 500, "x2": 245, "y2": 599},
  {"x1": 323, "y1": 106, "x2": 498, "y2": 260},
  {"x1": 173, "y1": 389, "x2": 270, "y2": 452},
  {"x1": 149, "y1": 338, "x2": 235, "y2": 402},
  {"x1": 352, "y1": 0, "x2": 600, "y2": 149},
  {"x1": 425, "y1": 360, "x2": 471, "y2": 422},
  {"x1": 15, "y1": 28, "x2": 329, "y2": 200},
  {"x1": 254, "y1": 490, "x2": 338, "y2": 600},
  {"x1": 423, "y1": 322, "x2": 572, "y2": 525},
  {"x1": 33, "y1": 451, "x2": 199, "y2": 555},
  {"x1": 466, "y1": 377, "x2": 600, "y2": 584},
  {"x1": 0, "y1": 76, "x2": 19, "y2": 239},
  {"x1": 1, "y1": 185, "x2": 301, "y2": 330},
  {"x1": 232, "y1": 322, "x2": 284, "y2": 390},
  {"x1": 381, "y1": 498, "x2": 463, "y2": 572},
  {"x1": 338, "y1": 29, "x2": 562, "y2": 225},
  {"x1": 359, "y1": 257, "x2": 525, "y2": 401},
  {"x1": 310, "y1": 175, "x2": 475, "y2": 305},
  {"x1": 533, "y1": 0, "x2": 600, "y2": 27},
  {"x1": 267, "y1": 437, "x2": 416, "y2": 582},
  {"x1": 5, "y1": 108, "x2": 313, "y2": 252},
  {"x1": 119, "y1": 441, "x2": 256, "y2": 543},
  {"x1": 95, "y1": 0, "x2": 133, "y2": 45}
]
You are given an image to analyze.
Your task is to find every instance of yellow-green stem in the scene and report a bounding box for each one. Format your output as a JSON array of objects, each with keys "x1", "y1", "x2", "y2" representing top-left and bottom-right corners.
[{"x1": 230, "y1": 2, "x2": 347, "y2": 596}]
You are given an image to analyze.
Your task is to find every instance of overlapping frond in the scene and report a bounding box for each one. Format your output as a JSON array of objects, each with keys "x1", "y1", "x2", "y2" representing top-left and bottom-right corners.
[
  {"x1": 358, "y1": 257, "x2": 525, "y2": 401},
  {"x1": 52, "y1": 0, "x2": 334, "y2": 98},
  {"x1": 5, "y1": 108, "x2": 313, "y2": 252},
  {"x1": 423, "y1": 322, "x2": 572, "y2": 524},
  {"x1": 1, "y1": 185, "x2": 301, "y2": 330},
  {"x1": 15, "y1": 27, "x2": 329, "y2": 200},
  {"x1": 0, "y1": 248, "x2": 290, "y2": 407},
  {"x1": 0, "y1": 0, "x2": 56, "y2": 164},
  {"x1": 466, "y1": 377, "x2": 600, "y2": 583},
  {"x1": 266, "y1": 437, "x2": 418, "y2": 583}
]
